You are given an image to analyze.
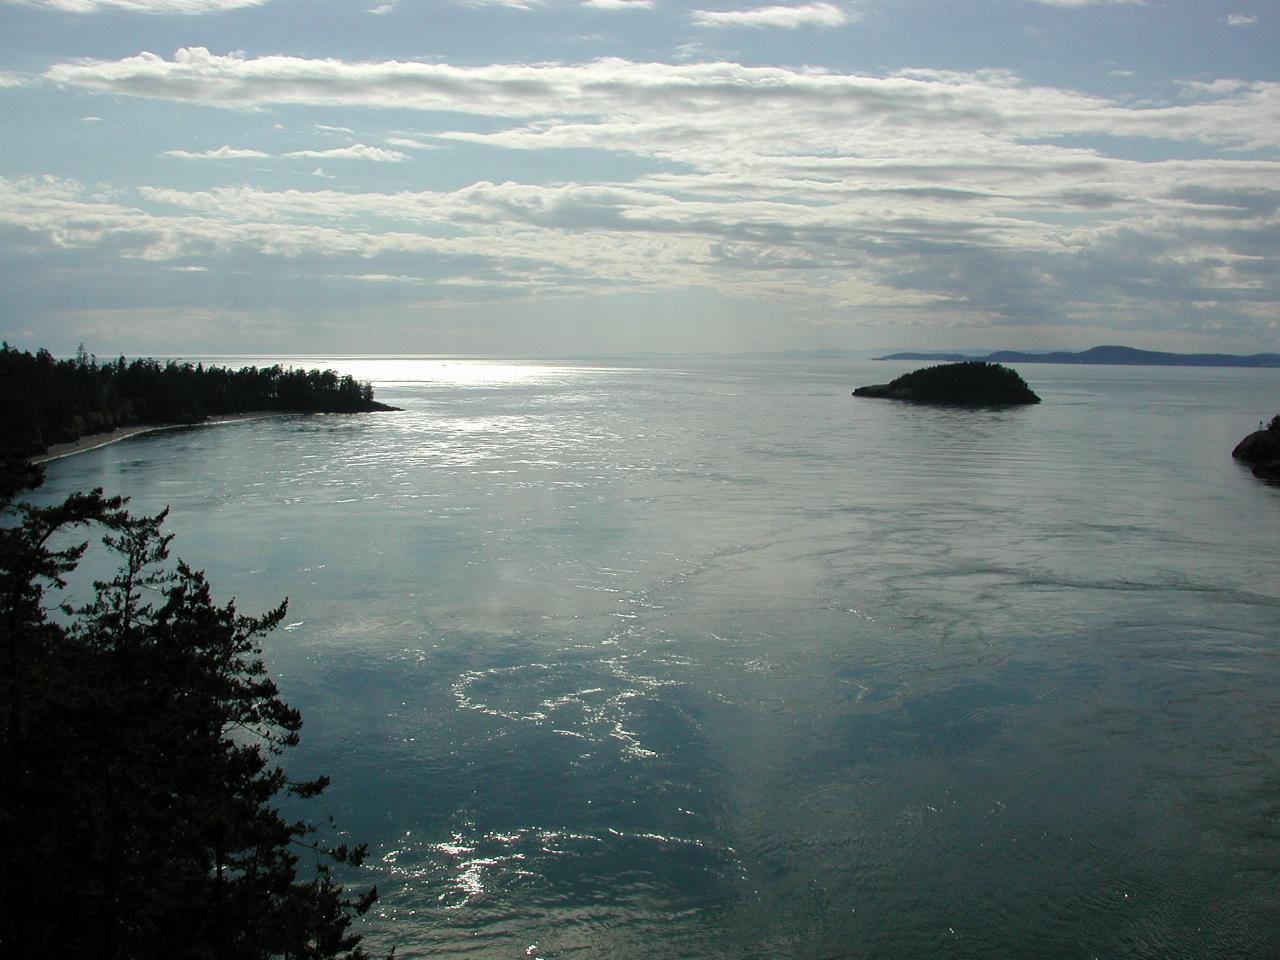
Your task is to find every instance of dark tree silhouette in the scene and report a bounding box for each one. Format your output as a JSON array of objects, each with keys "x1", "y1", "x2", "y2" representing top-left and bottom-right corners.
[
  {"x1": 1231, "y1": 413, "x2": 1280, "y2": 482},
  {"x1": 0, "y1": 458, "x2": 378, "y2": 960},
  {"x1": 853, "y1": 361, "x2": 1041, "y2": 405}
]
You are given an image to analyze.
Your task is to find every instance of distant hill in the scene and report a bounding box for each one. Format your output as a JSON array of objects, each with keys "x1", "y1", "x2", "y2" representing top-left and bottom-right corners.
[{"x1": 876, "y1": 345, "x2": 1280, "y2": 368}]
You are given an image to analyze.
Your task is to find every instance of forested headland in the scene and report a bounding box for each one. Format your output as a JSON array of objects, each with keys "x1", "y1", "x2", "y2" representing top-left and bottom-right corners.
[
  {"x1": 0, "y1": 344, "x2": 394, "y2": 956},
  {"x1": 1, "y1": 344, "x2": 397, "y2": 458}
]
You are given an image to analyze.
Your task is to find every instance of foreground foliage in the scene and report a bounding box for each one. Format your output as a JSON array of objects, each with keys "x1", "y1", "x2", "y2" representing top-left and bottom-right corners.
[
  {"x1": 0, "y1": 343, "x2": 394, "y2": 456},
  {"x1": 0, "y1": 458, "x2": 377, "y2": 959}
]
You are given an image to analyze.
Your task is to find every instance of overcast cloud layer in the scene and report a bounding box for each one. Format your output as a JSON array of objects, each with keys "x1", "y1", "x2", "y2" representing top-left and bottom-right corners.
[{"x1": 1, "y1": 0, "x2": 1276, "y2": 354}]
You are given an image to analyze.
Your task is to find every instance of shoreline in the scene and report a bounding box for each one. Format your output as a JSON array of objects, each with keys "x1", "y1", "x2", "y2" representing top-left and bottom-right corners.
[{"x1": 31, "y1": 412, "x2": 294, "y2": 465}]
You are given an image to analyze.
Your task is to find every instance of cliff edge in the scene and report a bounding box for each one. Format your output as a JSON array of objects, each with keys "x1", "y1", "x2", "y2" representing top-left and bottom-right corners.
[{"x1": 1233, "y1": 415, "x2": 1280, "y2": 482}]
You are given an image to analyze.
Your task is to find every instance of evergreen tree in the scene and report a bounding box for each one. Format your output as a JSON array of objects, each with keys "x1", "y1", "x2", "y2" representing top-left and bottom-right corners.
[{"x1": 0, "y1": 458, "x2": 377, "y2": 959}]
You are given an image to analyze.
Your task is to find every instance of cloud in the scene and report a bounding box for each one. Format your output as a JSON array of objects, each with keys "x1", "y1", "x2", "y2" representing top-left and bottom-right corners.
[
  {"x1": 1027, "y1": 0, "x2": 1142, "y2": 6},
  {"x1": 1223, "y1": 13, "x2": 1257, "y2": 26},
  {"x1": 20, "y1": 50, "x2": 1280, "y2": 336},
  {"x1": 163, "y1": 143, "x2": 406, "y2": 161},
  {"x1": 44, "y1": 50, "x2": 1280, "y2": 151},
  {"x1": 457, "y1": 0, "x2": 542, "y2": 8},
  {"x1": 6, "y1": 134, "x2": 1276, "y2": 335},
  {"x1": 383, "y1": 135, "x2": 442, "y2": 150},
  {"x1": 692, "y1": 2, "x2": 852, "y2": 29},
  {"x1": 283, "y1": 144, "x2": 408, "y2": 161},
  {"x1": 5, "y1": 0, "x2": 268, "y2": 12},
  {"x1": 164, "y1": 144, "x2": 271, "y2": 159},
  {"x1": 0, "y1": 70, "x2": 31, "y2": 87},
  {"x1": 582, "y1": 0, "x2": 653, "y2": 9}
]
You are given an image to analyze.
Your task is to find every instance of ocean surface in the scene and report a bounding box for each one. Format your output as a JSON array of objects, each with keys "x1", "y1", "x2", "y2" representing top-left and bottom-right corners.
[{"x1": 35, "y1": 356, "x2": 1280, "y2": 959}]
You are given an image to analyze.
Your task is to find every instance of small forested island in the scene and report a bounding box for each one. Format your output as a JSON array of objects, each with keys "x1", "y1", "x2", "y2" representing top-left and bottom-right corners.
[
  {"x1": 853, "y1": 361, "x2": 1041, "y2": 405},
  {"x1": 1233, "y1": 415, "x2": 1280, "y2": 482},
  {"x1": 1, "y1": 344, "x2": 398, "y2": 459}
]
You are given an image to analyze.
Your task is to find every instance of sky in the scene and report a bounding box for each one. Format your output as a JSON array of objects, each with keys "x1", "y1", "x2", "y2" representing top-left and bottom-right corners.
[{"x1": 0, "y1": 0, "x2": 1277, "y2": 357}]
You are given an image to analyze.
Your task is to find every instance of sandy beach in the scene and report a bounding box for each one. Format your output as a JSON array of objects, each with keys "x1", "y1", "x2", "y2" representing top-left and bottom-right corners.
[{"x1": 31, "y1": 412, "x2": 293, "y2": 465}]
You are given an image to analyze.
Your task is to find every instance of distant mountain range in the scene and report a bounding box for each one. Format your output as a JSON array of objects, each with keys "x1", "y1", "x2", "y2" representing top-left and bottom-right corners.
[{"x1": 876, "y1": 345, "x2": 1280, "y2": 368}]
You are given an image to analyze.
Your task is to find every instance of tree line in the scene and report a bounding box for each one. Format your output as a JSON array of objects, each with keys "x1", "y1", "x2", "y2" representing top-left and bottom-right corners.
[{"x1": 1, "y1": 344, "x2": 394, "y2": 457}]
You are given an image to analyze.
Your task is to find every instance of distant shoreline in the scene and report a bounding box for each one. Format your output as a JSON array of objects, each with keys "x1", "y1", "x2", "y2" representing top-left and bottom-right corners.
[
  {"x1": 875, "y1": 345, "x2": 1280, "y2": 368},
  {"x1": 31, "y1": 412, "x2": 294, "y2": 465}
]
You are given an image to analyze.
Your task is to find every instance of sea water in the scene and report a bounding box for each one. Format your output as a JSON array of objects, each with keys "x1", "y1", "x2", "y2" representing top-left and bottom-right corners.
[{"x1": 35, "y1": 357, "x2": 1280, "y2": 958}]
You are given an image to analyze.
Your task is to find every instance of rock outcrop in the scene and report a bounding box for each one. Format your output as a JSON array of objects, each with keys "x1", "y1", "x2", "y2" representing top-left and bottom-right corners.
[{"x1": 1232, "y1": 415, "x2": 1280, "y2": 482}]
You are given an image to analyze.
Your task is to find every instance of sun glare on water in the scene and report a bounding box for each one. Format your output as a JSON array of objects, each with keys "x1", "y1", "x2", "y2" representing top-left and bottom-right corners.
[{"x1": 260, "y1": 357, "x2": 587, "y2": 387}]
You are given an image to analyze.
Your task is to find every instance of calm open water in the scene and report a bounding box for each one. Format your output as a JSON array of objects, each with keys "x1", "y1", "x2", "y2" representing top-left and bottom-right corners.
[{"x1": 35, "y1": 357, "x2": 1280, "y2": 959}]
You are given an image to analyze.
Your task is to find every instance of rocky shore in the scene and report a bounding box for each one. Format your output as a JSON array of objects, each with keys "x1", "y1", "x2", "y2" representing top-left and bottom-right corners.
[{"x1": 1232, "y1": 415, "x2": 1280, "y2": 482}]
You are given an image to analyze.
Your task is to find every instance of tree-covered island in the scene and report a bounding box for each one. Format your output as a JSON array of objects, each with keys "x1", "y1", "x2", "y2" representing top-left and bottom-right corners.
[
  {"x1": 853, "y1": 361, "x2": 1041, "y2": 405},
  {"x1": 1, "y1": 344, "x2": 399, "y2": 459}
]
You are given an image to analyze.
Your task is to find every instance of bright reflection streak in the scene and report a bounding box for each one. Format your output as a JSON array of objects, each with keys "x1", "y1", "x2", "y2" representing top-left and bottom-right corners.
[
  {"x1": 338, "y1": 359, "x2": 565, "y2": 386},
  {"x1": 196, "y1": 356, "x2": 610, "y2": 387}
]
